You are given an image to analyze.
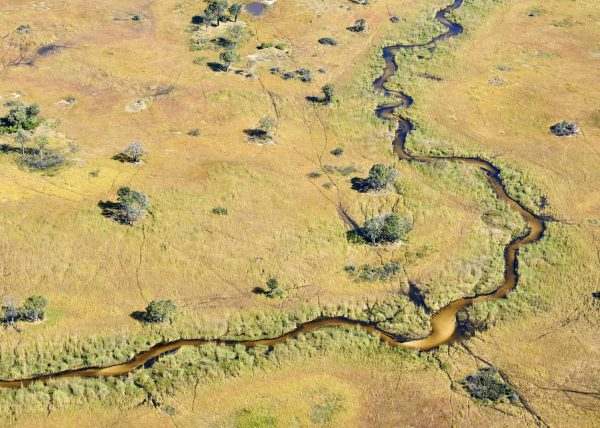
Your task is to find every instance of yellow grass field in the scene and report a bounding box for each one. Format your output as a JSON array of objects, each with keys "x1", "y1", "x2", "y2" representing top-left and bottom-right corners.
[{"x1": 0, "y1": 0, "x2": 599, "y2": 425}]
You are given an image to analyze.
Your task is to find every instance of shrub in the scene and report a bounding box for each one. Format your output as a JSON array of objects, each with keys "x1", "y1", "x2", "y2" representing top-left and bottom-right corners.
[
  {"x1": 353, "y1": 163, "x2": 398, "y2": 192},
  {"x1": 348, "y1": 18, "x2": 366, "y2": 32},
  {"x1": 361, "y1": 213, "x2": 412, "y2": 244},
  {"x1": 211, "y1": 207, "x2": 228, "y2": 215},
  {"x1": 461, "y1": 368, "x2": 519, "y2": 403},
  {"x1": 345, "y1": 262, "x2": 402, "y2": 281},
  {"x1": 274, "y1": 43, "x2": 287, "y2": 50},
  {"x1": 307, "y1": 171, "x2": 322, "y2": 179},
  {"x1": 318, "y1": 37, "x2": 337, "y2": 46},
  {"x1": 188, "y1": 128, "x2": 201, "y2": 136},
  {"x1": 116, "y1": 187, "x2": 149, "y2": 224},
  {"x1": 19, "y1": 296, "x2": 48, "y2": 322},
  {"x1": 119, "y1": 141, "x2": 147, "y2": 163},
  {"x1": 19, "y1": 137, "x2": 66, "y2": 171},
  {"x1": 144, "y1": 300, "x2": 177, "y2": 323},
  {"x1": 0, "y1": 102, "x2": 42, "y2": 133},
  {"x1": 550, "y1": 121, "x2": 579, "y2": 136},
  {"x1": 331, "y1": 147, "x2": 344, "y2": 156},
  {"x1": 219, "y1": 49, "x2": 241, "y2": 71},
  {"x1": 322, "y1": 84, "x2": 335, "y2": 104},
  {"x1": 258, "y1": 41, "x2": 274, "y2": 49},
  {"x1": 265, "y1": 278, "x2": 284, "y2": 299}
]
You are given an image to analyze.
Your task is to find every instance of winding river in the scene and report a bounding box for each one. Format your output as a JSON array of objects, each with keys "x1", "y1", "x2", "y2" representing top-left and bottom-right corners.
[{"x1": 0, "y1": 0, "x2": 545, "y2": 389}]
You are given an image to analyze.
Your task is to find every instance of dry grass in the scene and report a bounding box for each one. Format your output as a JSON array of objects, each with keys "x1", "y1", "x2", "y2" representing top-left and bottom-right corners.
[{"x1": 0, "y1": 0, "x2": 599, "y2": 425}]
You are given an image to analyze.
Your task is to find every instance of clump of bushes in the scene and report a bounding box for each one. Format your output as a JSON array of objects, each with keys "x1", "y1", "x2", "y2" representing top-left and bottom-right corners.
[
  {"x1": 344, "y1": 262, "x2": 401, "y2": 281},
  {"x1": 550, "y1": 121, "x2": 579, "y2": 136},
  {"x1": 271, "y1": 67, "x2": 312, "y2": 83},
  {"x1": 318, "y1": 37, "x2": 337, "y2": 46},
  {"x1": 264, "y1": 278, "x2": 285, "y2": 299},
  {"x1": 461, "y1": 367, "x2": 519, "y2": 403},
  {"x1": 257, "y1": 41, "x2": 286, "y2": 50},
  {"x1": 245, "y1": 116, "x2": 277, "y2": 142},
  {"x1": 361, "y1": 213, "x2": 412, "y2": 244},
  {"x1": 348, "y1": 18, "x2": 366, "y2": 32},
  {"x1": 1, "y1": 296, "x2": 48, "y2": 325},
  {"x1": 19, "y1": 136, "x2": 66, "y2": 171},
  {"x1": 116, "y1": 141, "x2": 147, "y2": 163},
  {"x1": 211, "y1": 207, "x2": 228, "y2": 215},
  {"x1": 100, "y1": 187, "x2": 150, "y2": 225},
  {"x1": 330, "y1": 147, "x2": 344, "y2": 156},
  {"x1": 352, "y1": 163, "x2": 398, "y2": 192},
  {"x1": 0, "y1": 102, "x2": 42, "y2": 133},
  {"x1": 142, "y1": 300, "x2": 177, "y2": 323}
]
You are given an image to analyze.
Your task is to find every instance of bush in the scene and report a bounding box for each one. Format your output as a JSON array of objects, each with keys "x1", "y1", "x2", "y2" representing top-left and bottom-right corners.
[
  {"x1": 461, "y1": 368, "x2": 519, "y2": 403},
  {"x1": 1, "y1": 296, "x2": 48, "y2": 324},
  {"x1": 257, "y1": 41, "x2": 274, "y2": 49},
  {"x1": 20, "y1": 147, "x2": 66, "y2": 171},
  {"x1": 119, "y1": 141, "x2": 147, "y2": 163},
  {"x1": 144, "y1": 300, "x2": 177, "y2": 323},
  {"x1": 550, "y1": 121, "x2": 579, "y2": 136},
  {"x1": 19, "y1": 296, "x2": 48, "y2": 322},
  {"x1": 348, "y1": 18, "x2": 366, "y2": 32},
  {"x1": 265, "y1": 278, "x2": 285, "y2": 299},
  {"x1": 330, "y1": 147, "x2": 344, "y2": 156},
  {"x1": 322, "y1": 84, "x2": 335, "y2": 104},
  {"x1": 211, "y1": 207, "x2": 228, "y2": 215},
  {"x1": 361, "y1": 213, "x2": 412, "y2": 244},
  {"x1": 367, "y1": 164, "x2": 398, "y2": 190},
  {"x1": 318, "y1": 37, "x2": 337, "y2": 46},
  {"x1": 116, "y1": 187, "x2": 149, "y2": 224},
  {"x1": 345, "y1": 262, "x2": 402, "y2": 281},
  {"x1": 0, "y1": 102, "x2": 42, "y2": 133}
]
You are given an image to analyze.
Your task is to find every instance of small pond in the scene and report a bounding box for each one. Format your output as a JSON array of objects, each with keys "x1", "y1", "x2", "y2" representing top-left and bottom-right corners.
[{"x1": 245, "y1": 2, "x2": 267, "y2": 16}]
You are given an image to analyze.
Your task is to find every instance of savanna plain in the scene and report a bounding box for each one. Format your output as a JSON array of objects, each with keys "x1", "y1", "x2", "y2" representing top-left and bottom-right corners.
[{"x1": 0, "y1": 0, "x2": 598, "y2": 426}]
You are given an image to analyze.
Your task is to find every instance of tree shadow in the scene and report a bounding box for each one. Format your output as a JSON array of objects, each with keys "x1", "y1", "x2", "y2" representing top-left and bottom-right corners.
[
  {"x1": 243, "y1": 129, "x2": 268, "y2": 140},
  {"x1": 207, "y1": 62, "x2": 227, "y2": 72},
  {"x1": 350, "y1": 177, "x2": 370, "y2": 192},
  {"x1": 305, "y1": 95, "x2": 325, "y2": 104},
  {"x1": 98, "y1": 200, "x2": 127, "y2": 224},
  {"x1": 593, "y1": 291, "x2": 600, "y2": 300},
  {"x1": 210, "y1": 37, "x2": 235, "y2": 49},
  {"x1": 252, "y1": 286, "x2": 266, "y2": 295},
  {"x1": 130, "y1": 311, "x2": 147, "y2": 322},
  {"x1": 112, "y1": 153, "x2": 135, "y2": 163}
]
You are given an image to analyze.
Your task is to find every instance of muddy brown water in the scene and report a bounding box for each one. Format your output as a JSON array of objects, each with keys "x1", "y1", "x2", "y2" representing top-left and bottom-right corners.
[{"x1": 0, "y1": 0, "x2": 545, "y2": 389}]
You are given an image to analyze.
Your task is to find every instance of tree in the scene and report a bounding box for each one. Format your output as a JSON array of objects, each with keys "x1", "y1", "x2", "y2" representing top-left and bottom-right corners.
[
  {"x1": 34, "y1": 135, "x2": 49, "y2": 157},
  {"x1": 322, "y1": 84, "x2": 335, "y2": 104},
  {"x1": 219, "y1": 49, "x2": 240, "y2": 71},
  {"x1": 144, "y1": 300, "x2": 177, "y2": 323},
  {"x1": 265, "y1": 278, "x2": 284, "y2": 299},
  {"x1": 19, "y1": 296, "x2": 48, "y2": 322},
  {"x1": 116, "y1": 187, "x2": 149, "y2": 224},
  {"x1": 121, "y1": 141, "x2": 147, "y2": 163},
  {"x1": 361, "y1": 213, "x2": 412, "y2": 244},
  {"x1": 228, "y1": 3, "x2": 242, "y2": 22},
  {"x1": 1, "y1": 297, "x2": 19, "y2": 326},
  {"x1": 1, "y1": 102, "x2": 42, "y2": 132},
  {"x1": 365, "y1": 163, "x2": 398, "y2": 190},
  {"x1": 205, "y1": 0, "x2": 229, "y2": 26},
  {"x1": 259, "y1": 116, "x2": 277, "y2": 139},
  {"x1": 226, "y1": 24, "x2": 250, "y2": 48},
  {"x1": 349, "y1": 18, "x2": 366, "y2": 32},
  {"x1": 13, "y1": 129, "x2": 30, "y2": 154}
]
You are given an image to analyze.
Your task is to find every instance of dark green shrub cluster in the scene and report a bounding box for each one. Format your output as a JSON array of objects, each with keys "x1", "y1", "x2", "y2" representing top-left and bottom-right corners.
[
  {"x1": 264, "y1": 278, "x2": 285, "y2": 299},
  {"x1": 344, "y1": 262, "x2": 402, "y2": 281},
  {"x1": 20, "y1": 149, "x2": 65, "y2": 171},
  {"x1": 211, "y1": 207, "x2": 228, "y2": 215},
  {"x1": 0, "y1": 102, "x2": 42, "y2": 133},
  {"x1": 1, "y1": 296, "x2": 48, "y2": 325},
  {"x1": 361, "y1": 213, "x2": 412, "y2": 244},
  {"x1": 142, "y1": 300, "x2": 177, "y2": 324},
  {"x1": 99, "y1": 187, "x2": 149, "y2": 225},
  {"x1": 352, "y1": 163, "x2": 398, "y2": 192},
  {"x1": 461, "y1": 367, "x2": 519, "y2": 403}
]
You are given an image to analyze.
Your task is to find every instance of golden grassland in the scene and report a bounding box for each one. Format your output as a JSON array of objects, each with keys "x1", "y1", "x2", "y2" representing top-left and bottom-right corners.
[
  {"x1": 0, "y1": 0, "x2": 512, "y2": 346},
  {"x1": 0, "y1": 0, "x2": 599, "y2": 425}
]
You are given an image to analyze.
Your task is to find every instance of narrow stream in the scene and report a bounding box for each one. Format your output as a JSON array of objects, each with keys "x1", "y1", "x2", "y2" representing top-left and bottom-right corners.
[{"x1": 0, "y1": 0, "x2": 545, "y2": 389}]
